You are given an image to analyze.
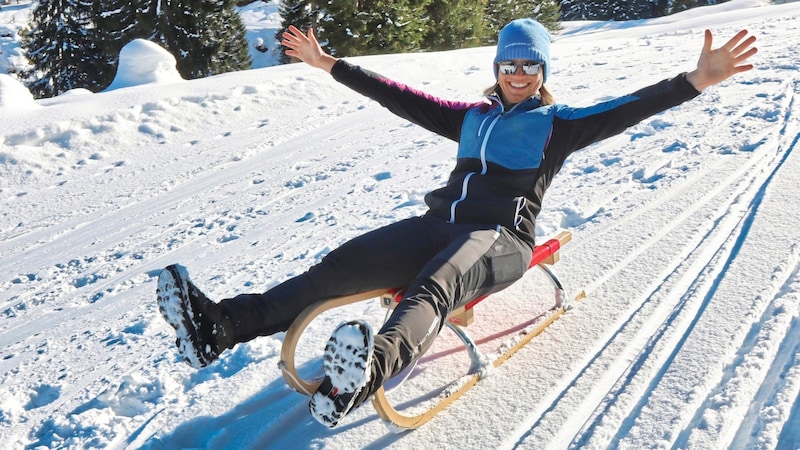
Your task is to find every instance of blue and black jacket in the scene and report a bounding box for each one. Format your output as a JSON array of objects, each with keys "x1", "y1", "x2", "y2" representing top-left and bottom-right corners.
[{"x1": 331, "y1": 60, "x2": 700, "y2": 248}]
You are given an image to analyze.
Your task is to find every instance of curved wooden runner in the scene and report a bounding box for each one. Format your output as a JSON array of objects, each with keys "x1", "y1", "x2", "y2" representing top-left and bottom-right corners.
[
  {"x1": 371, "y1": 304, "x2": 567, "y2": 429},
  {"x1": 278, "y1": 289, "x2": 390, "y2": 395}
]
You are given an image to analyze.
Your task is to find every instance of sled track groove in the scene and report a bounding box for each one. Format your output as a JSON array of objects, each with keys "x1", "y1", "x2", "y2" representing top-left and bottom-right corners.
[
  {"x1": 606, "y1": 124, "x2": 798, "y2": 449},
  {"x1": 571, "y1": 78, "x2": 797, "y2": 297},
  {"x1": 506, "y1": 79, "x2": 798, "y2": 448},
  {"x1": 0, "y1": 105, "x2": 450, "y2": 446},
  {"x1": 0, "y1": 106, "x2": 434, "y2": 345}
]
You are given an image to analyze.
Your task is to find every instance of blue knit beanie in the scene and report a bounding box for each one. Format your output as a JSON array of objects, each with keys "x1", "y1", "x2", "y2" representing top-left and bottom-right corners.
[{"x1": 494, "y1": 18, "x2": 552, "y2": 82}]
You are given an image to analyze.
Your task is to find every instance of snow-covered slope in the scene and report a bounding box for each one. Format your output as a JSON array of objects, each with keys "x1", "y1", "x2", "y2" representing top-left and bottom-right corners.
[{"x1": 1, "y1": 1, "x2": 799, "y2": 448}]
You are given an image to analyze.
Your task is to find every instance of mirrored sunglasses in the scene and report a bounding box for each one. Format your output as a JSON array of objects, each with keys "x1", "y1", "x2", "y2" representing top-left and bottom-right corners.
[{"x1": 497, "y1": 61, "x2": 542, "y2": 76}]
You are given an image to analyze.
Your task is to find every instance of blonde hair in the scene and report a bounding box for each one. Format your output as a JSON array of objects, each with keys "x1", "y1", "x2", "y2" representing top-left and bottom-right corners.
[{"x1": 484, "y1": 84, "x2": 554, "y2": 106}]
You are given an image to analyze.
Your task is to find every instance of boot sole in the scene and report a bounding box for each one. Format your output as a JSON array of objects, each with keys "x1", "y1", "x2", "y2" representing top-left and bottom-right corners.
[
  {"x1": 310, "y1": 320, "x2": 374, "y2": 428},
  {"x1": 156, "y1": 264, "x2": 208, "y2": 368}
]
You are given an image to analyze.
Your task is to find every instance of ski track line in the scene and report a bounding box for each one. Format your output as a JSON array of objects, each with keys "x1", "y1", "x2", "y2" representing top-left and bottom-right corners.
[
  {"x1": 336, "y1": 77, "x2": 792, "y2": 450},
  {"x1": 552, "y1": 75, "x2": 757, "y2": 222},
  {"x1": 141, "y1": 115, "x2": 446, "y2": 290},
  {"x1": 0, "y1": 105, "x2": 399, "y2": 345},
  {"x1": 503, "y1": 78, "x2": 796, "y2": 448},
  {"x1": 597, "y1": 82, "x2": 800, "y2": 449},
  {"x1": 571, "y1": 78, "x2": 792, "y2": 298},
  {"x1": 728, "y1": 267, "x2": 800, "y2": 449},
  {"x1": 0, "y1": 96, "x2": 284, "y2": 245},
  {"x1": 0, "y1": 106, "x2": 385, "y2": 425},
  {"x1": 1, "y1": 110, "x2": 435, "y2": 359},
  {"x1": 6, "y1": 20, "x2": 799, "y2": 447},
  {"x1": 511, "y1": 164, "x2": 768, "y2": 450},
  {"x1": 0, "y1": 104, "x2": 374, "y2": 263},
  {"x1": 687, "y1": 257, "x2": 800, "y2": 450},
  {"x1": 774, "y1": 321, "x2": 800, "y2": 449},
  {"x1": 164, "y1": 16, "x2": 800, "y2": 446},
  {"x1": 573, "y1": 78, "x2": 791, "y2": 444},
  {"x1": 553, "y1": 78, "x2": 763, "y2": 250},
  {"x1": 0, "y1": 107, "x2": 448, "y2": 447},
  {"x1": 579, "y1": 225, "x2": 795, "y2": 450},
  {"x1": 672, "y1": 90, "x2": 800, "y2": 450}
]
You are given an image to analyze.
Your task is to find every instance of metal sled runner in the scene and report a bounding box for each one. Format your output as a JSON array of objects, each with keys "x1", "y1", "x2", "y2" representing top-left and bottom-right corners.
[{"x1": 278, "y1": 230, "x2": 576, "y2": 430}]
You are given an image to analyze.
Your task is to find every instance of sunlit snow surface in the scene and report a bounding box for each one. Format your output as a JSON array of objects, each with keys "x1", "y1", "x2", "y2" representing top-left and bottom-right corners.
[{"x1": 1, "y1": 1, "x2": 799, "y2": 448}]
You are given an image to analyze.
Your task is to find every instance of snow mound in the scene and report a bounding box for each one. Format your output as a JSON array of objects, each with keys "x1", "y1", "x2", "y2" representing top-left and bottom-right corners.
[
  {"x1": 105, "y1": 39, "x2": 184, "y2": 91},
  {"x1": 0, "y1": 73, "x2": 37, "y2": 109}
]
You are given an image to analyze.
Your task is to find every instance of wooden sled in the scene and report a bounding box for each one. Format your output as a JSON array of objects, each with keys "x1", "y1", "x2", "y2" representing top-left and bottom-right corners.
[{"x1": 278, "y1": 230, "x2": 575, "y2": 429}]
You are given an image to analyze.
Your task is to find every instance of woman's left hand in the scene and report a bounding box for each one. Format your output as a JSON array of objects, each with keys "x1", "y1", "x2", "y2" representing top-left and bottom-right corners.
[{"x1": 687, "y1": 29, "x2": 757, "y2": 91}]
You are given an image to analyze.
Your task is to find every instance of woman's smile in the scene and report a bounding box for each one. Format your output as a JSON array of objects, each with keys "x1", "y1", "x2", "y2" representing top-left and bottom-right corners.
[{"x1": 499, "y1": 67, "x2": 542, "y2": 106}]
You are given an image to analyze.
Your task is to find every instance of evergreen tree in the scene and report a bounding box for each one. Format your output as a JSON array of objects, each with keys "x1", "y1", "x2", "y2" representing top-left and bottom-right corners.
[
  {"x1": 562, "y1": 0, "x2": 719, "y2": 20},
  {"x1": 192, "y1": 0, "x2": 252, "y2": 77},
  {"x1": 638, "y1": 0, "x2": 669, "y2": 18},
  {"x1": 93, "y1": 0, "x2": 141, "y2": 87},
  {"x1": 669, "y1": 0, "x2": 729, "y2": 14},
  {"x1": 318, "y1": 0, "x2": 432, "y2": 57},
  {"x1": 598, "y1": 0, "x2": 669, "y2": 20},
  {"x1": 534, "y1": 0, "x2": 563, "y2": 27},
  {"x1": 483, "y1": 0, "x2": 562, "y2": 45},
  {"x1": 24, "y1": 0, "x2": 253, "y2": 97},
  {"x1": 422, "y1": 0, "x2": 488, "y2": 51},
  {"x1": 276, "y1": 0, "x2": 319, "y2": 64},
  {"x1": 670, "y1": 0, "x2": 692, "y2": 12},
  {"x1": 21, "y1": 0, "x2": 109, "y2": 98},
  {"x1": 137, "y1": 0, "x2": 251, "y2": 79},
  {"x1": 131, "y1": 0, "x2": 159, "y2": 38},
  {"x1": 560, "y1": 0, "x2": 602, "y2": 21},
  {"x1": 606, "y1": 0, "x2": 630, "y2": 19},
  {"x1": 277, "y1": 0, "x2": 561, "y2": 61}
]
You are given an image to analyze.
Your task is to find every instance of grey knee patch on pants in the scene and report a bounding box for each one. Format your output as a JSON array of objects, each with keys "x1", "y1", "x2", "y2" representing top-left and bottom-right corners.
[{"x1": 489, "y1": 251, "x2": 527, "y2": 285}]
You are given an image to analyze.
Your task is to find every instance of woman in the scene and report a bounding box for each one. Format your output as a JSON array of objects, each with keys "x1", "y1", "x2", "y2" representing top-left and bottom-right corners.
[{"x1": 157, "y1": 19, "x2": 757, "y2": 428}]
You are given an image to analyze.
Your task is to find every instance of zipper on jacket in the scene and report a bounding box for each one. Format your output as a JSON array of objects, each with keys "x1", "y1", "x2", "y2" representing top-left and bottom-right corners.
[
  {"x1": 449, "y1": 110, "x2": 502, "y2": 223},
  {"x1": 450, "y1": 172, "x2": 475, "y2": 223},
  {"x1": 449, "y1": 97, "x2": 539, "y2": 225},
  {"x1": 479, "y1": 115, "x2": 501, "y2": 174}
]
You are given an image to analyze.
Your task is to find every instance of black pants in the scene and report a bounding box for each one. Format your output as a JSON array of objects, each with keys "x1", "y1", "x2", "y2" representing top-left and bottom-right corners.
[{"x1": 221, "y1": 215, "x2": 532, "y2": 398}]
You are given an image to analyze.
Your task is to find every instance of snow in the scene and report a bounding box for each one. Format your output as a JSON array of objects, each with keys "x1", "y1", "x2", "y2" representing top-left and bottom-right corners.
[
  {"x1": 1, "y1": 0, "x2": 799, "y2": 449},
  {"x1": 0, "y1": 73, "x2": 36, "y2": 108},
  {"x1": 104, "y1": 40, "x2": 183, "y2": 91}
]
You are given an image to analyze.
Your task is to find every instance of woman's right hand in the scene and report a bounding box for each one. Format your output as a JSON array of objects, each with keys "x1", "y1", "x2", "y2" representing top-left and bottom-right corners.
[{"x1": 281, "y1": 25, "x2": 338, "y2": 73}]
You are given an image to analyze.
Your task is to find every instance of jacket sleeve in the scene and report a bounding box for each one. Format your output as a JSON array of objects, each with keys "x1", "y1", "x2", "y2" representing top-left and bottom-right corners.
[
  {"x1": 330, "y1": 59, "x2": 478, "y2": 142},
  {"x1": 547, "y1": 73, "x2": 702, "y2": 161}
]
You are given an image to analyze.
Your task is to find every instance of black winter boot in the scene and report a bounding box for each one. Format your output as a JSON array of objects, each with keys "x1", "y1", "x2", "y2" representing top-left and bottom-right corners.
[{"x1": 156, "y1": 264, "x2": 234, "y2": 368}]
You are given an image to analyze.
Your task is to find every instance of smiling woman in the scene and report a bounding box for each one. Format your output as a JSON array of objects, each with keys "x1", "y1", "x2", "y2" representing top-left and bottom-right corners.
[{"x1": 155, "y1": 17, "x2": 758, "y2": 430}]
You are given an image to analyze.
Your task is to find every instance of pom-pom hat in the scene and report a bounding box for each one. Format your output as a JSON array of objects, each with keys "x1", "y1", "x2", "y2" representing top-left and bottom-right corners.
[{"x1": 494, "y1": 18, "x2": 552, "y2": 82}]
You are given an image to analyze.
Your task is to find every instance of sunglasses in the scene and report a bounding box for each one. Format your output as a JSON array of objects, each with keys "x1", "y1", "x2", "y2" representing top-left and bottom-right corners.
[{"x1": 497, "y1": 61, "x2": 542, "y2": 76}]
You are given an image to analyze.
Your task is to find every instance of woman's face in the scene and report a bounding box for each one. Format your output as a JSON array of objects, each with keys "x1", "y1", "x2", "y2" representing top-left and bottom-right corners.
[{"x1": 496, "y1": 60, "x2": 544, "y2": 106}]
